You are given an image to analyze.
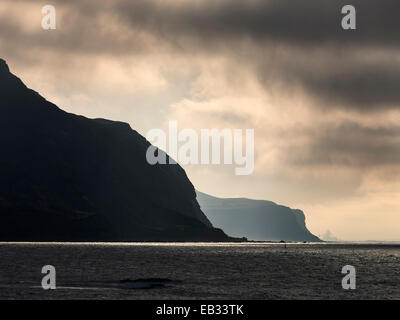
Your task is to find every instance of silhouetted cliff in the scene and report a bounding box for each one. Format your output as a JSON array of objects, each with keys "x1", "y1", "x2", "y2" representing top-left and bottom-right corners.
[
  {"x1": 197, "y1": 191, "x2": 321, "y2": 242},
  {"x1": 0, "y1": 59, "x2": 230, "y2": 241}
]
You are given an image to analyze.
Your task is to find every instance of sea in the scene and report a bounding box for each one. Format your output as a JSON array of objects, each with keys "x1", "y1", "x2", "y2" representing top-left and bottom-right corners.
[{"x1": 0, "y1": 242, "x2": 399, "y2": 299}]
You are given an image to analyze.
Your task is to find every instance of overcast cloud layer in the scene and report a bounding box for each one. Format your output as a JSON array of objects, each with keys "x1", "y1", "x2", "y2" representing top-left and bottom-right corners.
[{"x1": 1, "y1": 0, "x2": 399, "y2": 240}]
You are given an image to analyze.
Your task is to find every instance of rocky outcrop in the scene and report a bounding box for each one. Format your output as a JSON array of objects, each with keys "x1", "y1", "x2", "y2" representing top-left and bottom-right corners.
[
  {"x1": 0, "y1": 59, "x2": 230, "y2": 241},
  {"x1": 197, "y1": 191, "x2": 321, "y2": 242}
]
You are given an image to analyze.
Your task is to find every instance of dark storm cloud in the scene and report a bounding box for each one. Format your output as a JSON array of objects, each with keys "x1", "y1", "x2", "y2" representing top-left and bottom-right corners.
[
  {"x1": 4, "y1": 0, "x2": 400, "y2": 54},
  {"x1": 0, "y1": 5, "x2": 147, "y2": 57},
  {"x1": 2, "y1": 0, "x2": 400, "y2": 111},
  {"x1": 301, "y1": 64, "x2": 400, "y2": 111},
  {"x1": 114, "y1": 0, "x2": 400, "y2": 112},
  {"x1": 272, "y1": 59, "x2": 400, "y2": 112},
  {"x1": 290, "y1": 122, "x2": 400, "y2": 168},
  {"x1": 115, "y1": 0, "x2": 400, "y2": 48}
]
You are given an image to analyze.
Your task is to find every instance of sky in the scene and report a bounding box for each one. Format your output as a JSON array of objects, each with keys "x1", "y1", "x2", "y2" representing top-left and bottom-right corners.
[{"x1": 1, "y1": 0, "x2": 399, "y2": 240}]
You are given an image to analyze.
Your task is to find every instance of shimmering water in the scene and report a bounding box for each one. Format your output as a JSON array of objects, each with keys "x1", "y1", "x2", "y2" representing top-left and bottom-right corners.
[{"x1": 0, "y1": 242, "x2": 399, "y2": 299}]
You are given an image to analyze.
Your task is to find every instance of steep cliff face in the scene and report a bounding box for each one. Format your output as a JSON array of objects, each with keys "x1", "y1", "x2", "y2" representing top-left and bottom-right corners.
[
  {"x1": 197, "y1": 191, "x2": 321, "y2": 242},
  {"x1": 0, "y1": 59, "x2": 229, "y2": 241}
]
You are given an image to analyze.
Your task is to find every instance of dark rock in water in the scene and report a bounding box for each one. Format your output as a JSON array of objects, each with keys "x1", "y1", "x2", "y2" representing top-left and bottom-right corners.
[
  {"x1": 0, "y1": 59, "x2": 232, "y2": 242},
  {"x1": 120, "y1": 278, "x2": 173, "y2": 283},
  {"x1": 120, "y1": 278, "x2": 175, "y2": 290},
  {"x1": 197, "y1": 191, "x2": 321, "y2": 242},
  {"x1": 121, "y1": 282, "x2": 165, "y2": 290}
]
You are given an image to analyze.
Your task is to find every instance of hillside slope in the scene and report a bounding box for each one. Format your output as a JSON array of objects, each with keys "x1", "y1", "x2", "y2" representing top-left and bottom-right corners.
[
  {"x1": 197, "y1": 191, "x2": 321, "y2": 242},
  {"x1": 0, "y1": 59, "x2": 230, "y2": 241}
]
